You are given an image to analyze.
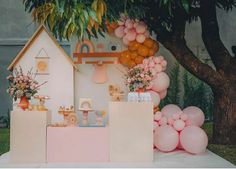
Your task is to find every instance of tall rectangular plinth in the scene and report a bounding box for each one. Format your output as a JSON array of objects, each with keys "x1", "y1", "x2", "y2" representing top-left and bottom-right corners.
[
  {"x1": 47, "y1": 127, "x2": 109, "y2": 163},
  {"x1": 10, "y1": 110, "x2": 51, "y2": 163},
  {"x1": 109, "y1": 102, "x2": 153, "y2": 162}
]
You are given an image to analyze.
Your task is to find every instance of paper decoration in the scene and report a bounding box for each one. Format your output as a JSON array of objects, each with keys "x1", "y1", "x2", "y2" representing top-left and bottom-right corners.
[{"x1": 35, "y1": 48, "x2": 50, "y2": 75}]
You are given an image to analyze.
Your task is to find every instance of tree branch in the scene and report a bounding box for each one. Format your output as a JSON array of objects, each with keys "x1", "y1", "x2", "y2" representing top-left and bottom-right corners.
[{"x1": 199, "y1": 0, "x2": 232, "y2": 72}]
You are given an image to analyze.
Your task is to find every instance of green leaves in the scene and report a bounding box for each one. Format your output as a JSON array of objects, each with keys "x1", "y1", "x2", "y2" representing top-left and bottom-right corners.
[{"x1": 181, "y1": 0, "x2": 190, "y2": 13}]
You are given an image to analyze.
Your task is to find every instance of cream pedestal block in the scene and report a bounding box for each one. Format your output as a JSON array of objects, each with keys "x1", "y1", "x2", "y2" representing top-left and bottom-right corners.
[
  {"x1": 109, "y1": 102, "x2": 153, "y2": 162},
  {"x1": 10, "y1": 110, "x2": 51, "y2": 163}
]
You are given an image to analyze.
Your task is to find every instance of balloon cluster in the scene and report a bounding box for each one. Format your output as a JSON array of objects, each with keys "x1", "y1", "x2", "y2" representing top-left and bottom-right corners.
[
  {"x1": 112, "y1": 15, "x2": 159, "y2": 68},
  {"x1": 153, "y1": 104, "x2": 208, "y2": 155}
]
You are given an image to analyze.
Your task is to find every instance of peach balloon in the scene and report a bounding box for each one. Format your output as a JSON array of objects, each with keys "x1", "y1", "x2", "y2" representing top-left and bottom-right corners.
[
  {"x1": 180, "y1": 126, "x2": 208, "y2": 154},
  {"x1": 159, "y1": 89, "x2": 167, "y2": 99},
  {"x1": 135, "y1": 23, "x2": 146, "y2": 34},
  {"x1": 144, "y1": 30, "x2": 150, "y2": 38},
  {"x1": 136, "y1": 34, "x2": 146, "y2": 43},
  {"x1": 148, "y1": 90, "x2": 161, "y2": 107},
  {"x1": 154, "y1": 111, "x2": 162, "y2": 121},
  {"x1": 154, "y1": 125, "x2": 179, "y2": 152},
  {"x1": 183, "y1": 106, "x2": 205, "y2": 127},
  {"x1": 114, "y1": 26, "x2": 125, "y2": 38},
  {"x1": 125, "y1": 19, "x2": 134, "y2": 29},
  {"x1": 173, "y1": 119, "x2": 185, "y2": 131},
  {"x1": 151, "y1": 72, "x2": 170, "y2": 92},
  {"x1": 161, "y1": 104, "x2": 182, "y2": 119}
]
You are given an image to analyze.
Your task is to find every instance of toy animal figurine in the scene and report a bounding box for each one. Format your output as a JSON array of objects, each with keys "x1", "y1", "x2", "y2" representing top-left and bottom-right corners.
[
  {"x1": 33, "y1": 95, "x2": 50, "y2": 111},
  {"x1": 108, "y1": 85, "x2": 125, "y2": 101},
  {"x1": 58, "y1": 106, "x2": 78, "y2": 127}
]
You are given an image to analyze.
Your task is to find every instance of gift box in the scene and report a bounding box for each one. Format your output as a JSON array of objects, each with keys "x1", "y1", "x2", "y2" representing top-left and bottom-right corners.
[
  {"x1": 47, "y1": 127, "x2": 109, "y2": 163},
  {"x1": 10, "y1": 110, "x2": 51, "y2": 163}
]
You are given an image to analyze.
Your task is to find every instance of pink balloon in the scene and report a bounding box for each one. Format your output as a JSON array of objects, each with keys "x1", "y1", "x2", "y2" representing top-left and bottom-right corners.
[
  {"x1": 173, "y1": 119, "x2": 185, "y2": 131},
  {"x1": 114, "y1": 26, "x2": 125, "y2": 38},
  {"x1": 125, "y1": 29, "x2": 137, "y2": 41},
  {"x1": 117, "y1": 20, "x2": 125, "y2": 26},
  {"x1": 148, "y1": 90, "x2": 161, "y2": 107},
  {"x1": 136, "y1": 34, "x2": 146, "y2": 43},
  {"x1": 122, "y1": 37, "x2": 130, "y2": 46},
  {"x1": 180, "y1": 113, "x2": 188, "y2": 121},
  {"x1": 124, "y1": 27, "x2": 130, "y2": 33},
  {"x1": 135, "y1": 23, "x2": 146, "y2": 34},
  {"x1": 183, "y1": 106, "x2": 205, "y2": 127},
  {"x1": 161, "y1": 104, "x2": 182, "y2": 119},
  {"x1": 144, "y1": 30, "x2": 150, "y2": 38},
  {"x1": 180, "y1": 126, "x2": 208, "y2": 154},
  {"x1": 167, "y1": 118, "x2": 174, "y2": 125},
  {"x1": 172, "y1": 113, "x2": 180, "y2": 120},
  {"x1": 154, "y1": 125, "x2": 179, "y2": 152},
  {"x1": 151, "y1": 72, "x2": 170, "y2": 92},
  {"x1": 153, "y1": 121, "x2": 159, "y2": 129},
  {"x1": 125, "y1": 19, "x2": 134, "y2": 29},
  {"x1": 154, "y1": 57, "x2": 162, "y2": 64},
  {"x1": 154, "y1": 111, "x2": 162, "y2": 121},
  {"x1": 154, "y1": 64, "x2": 163, "y2": 73},
  {"x1": 159, "y1": 116, "x2": 168, "y2": 126},
  {"x1": 159, "y1": 89, "x2": 167, "y2": 99}
]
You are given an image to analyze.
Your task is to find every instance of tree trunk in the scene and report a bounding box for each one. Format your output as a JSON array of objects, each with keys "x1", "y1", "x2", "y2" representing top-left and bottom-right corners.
[{"x1": 212, "y1": 80, "x2": 236, "y2": 144}]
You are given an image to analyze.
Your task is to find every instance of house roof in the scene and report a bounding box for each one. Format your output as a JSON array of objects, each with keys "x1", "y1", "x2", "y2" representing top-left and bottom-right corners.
[{"x1": 7, "y1": 25, "x2": 77, "y2": 70}]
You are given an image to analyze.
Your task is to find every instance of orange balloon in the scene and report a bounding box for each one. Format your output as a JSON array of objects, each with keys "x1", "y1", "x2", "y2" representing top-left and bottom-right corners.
[
  {"x1": 148, "y1": 48, "x2": 156, "y2": 56},
  {"x1": 153, "y1": 42, "x2": 160, "y2": 52},
  {"x1": 135, "y1": 55, "x2": 144, "y2": 64},
  {"x1": 130, "y1": 51, "x2": 138, "y2": 59},
  {"x1": 128, "y1": 41, "x2": 140, "y2": 51},
  {"x1": 128, "y1": 60, "x2": 136, "y2": 68},
  {"x1": 138, "y1": 45, "x2": 149, "y2": 57},
  {"x1": 143, "y1": 38, "x2": 155, "y2": 49},
  {"x1": 119, "y1": 50, "x2": 131, "y2": 65}
]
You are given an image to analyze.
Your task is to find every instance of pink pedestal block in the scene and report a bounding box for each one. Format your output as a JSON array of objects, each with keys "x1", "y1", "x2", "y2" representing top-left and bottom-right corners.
[{"x1": 47, "y1": 127, "x2": 109, "y2": 163}]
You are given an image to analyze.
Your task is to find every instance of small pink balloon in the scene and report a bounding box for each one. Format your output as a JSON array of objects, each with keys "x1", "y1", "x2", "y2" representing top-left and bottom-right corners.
[
  {"x1": 125, "y1": 29, "x2": 137, "y2": 41},
  {"x1": 153, "y1": 121, "x2": 159, "y2": 129},
  {"x1": 154, "y1": 125, "x2": 179, "y2": 152},
  {"x1": 124, "y1": 27, "x2": 130, "y2": 33},
  {"x1": 172, "y1": 113, "x2": 180, "y2": 120},
  {"x1": 183, "y1": 106, "x2": 205, "y2": 127},
  {"x1": 159, "y1": 116, "x2": 168, "y2": 126},
  {"x1": 180, "y1": 126, "x2": 208, "y2": 154},
  {"x1": 148, "y1": 90, "x2": 161, "y2": 107},
  {"x1": 117, "y1": 20, "x2": 125, "y2": 26},
  {"x1": 159, "y1": 89, "x2": 167, "y2": 99},
  {"x1": 149, "y1": 61, "x2": 155, "y2": 68},
  {"x1": 167, "y1": 118, "x2": 174, "y2": 125},
  {"x1": 122, "y1": 37, "x2": 130, "y2": 46},
  {"x1": 144, "y1": 30, "x2": 150, "y2": 38},
  {"x1": 136, "y1": 34, "x2": 146, "y2": 43},
  {"x1": 114, "y1": 26, "x2": 125, "y2": 38},
  {"x1": 173, "y1": 119, "x2": 185, "y2": 131},
  {"x1": 161, "y1": 104, "x2": 182, "y2": 119},
  {"x1": 154, "y1": 111, "x2": 162, "y2": 121},
  {"x1": 135, "y1": 23, "x2": 146, "y2": 34},
  {"x1": 161, "y1": 60, "x2": 167, "y2": 67},
  {"x1": 154, "y1": 57, "x2": 162, "y2": 64},
  {"x1": 158, "y1": 56, "x2": 164, "y2": 61},
  {"x1": 154, "y1": 64, "x2": 163, "y2": 73},
  {"x1": 125, "y1": 19, "x2": 134, "y2": 29},
  {"x1": 185, "y1": 120, "x2": 191, "y2": 126},
  {"x1": 133, "y1": 22, "x2": 138, "y2": 28},
  {"x1": 180, "y1": 113, "x2": 188, "y2": 121},
  {"x1": 151, "y1": 72, "x2": 170, "y2": 92}
]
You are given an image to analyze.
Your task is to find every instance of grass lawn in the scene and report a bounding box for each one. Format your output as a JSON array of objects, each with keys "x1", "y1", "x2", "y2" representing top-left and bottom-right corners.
[{"x1": 0, "y1": 123, "x2": 235, "y2": 165}]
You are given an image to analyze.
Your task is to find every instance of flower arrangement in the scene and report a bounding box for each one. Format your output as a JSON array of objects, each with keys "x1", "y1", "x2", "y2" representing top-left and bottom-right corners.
[
  {"x1": 6, "y1": 67, "x2": 47, "y2": 101},
  {"x1": 125, "y1": 64, "x2": 154, "y2": 92}
]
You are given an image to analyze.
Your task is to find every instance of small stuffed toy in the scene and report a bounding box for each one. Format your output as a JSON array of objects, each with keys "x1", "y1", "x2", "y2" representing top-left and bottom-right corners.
[{"x1": 108, "y1": 85, "x2": 125, "y2": 101}]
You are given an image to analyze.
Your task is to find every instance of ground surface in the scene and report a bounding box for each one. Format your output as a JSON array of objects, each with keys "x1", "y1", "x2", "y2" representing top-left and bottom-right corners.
[{"x1": 0, "y1": 122, "x2": 236, "y2": 165}]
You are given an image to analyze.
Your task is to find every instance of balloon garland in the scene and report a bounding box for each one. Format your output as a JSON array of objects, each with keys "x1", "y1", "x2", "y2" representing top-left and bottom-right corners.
[{"x1": 108, "y1": 15, "x2": 159, "y2": 68}]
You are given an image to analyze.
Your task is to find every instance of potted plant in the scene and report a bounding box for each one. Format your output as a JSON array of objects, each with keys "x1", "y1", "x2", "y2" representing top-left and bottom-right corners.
[{"x1": 6, "y1": 67, "x2": 47, "y2": 110}]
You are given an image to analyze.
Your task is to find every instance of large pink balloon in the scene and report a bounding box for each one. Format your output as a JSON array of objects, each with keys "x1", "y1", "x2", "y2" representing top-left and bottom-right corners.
[
  {"x1": 114, "y1": 26, "x2": 125, "y2": 38},
  {"x1": 159, "y1": 90, "x2": 167, "y2": 99},
  {"x1": 151, "y1": 72, "x2": 170, "y2": 92},
  {"x1": 148, "y1": 90, "x2": 160, "y2": 107},
  {"x1": 161, "y1": 104, "x2": 182, "y2": 119},
  {"x1": 154, "y1": 125, "x2": 179, "y2": 152},
  {"x1": 180, "y1": 126, "x2": 208, "y2": 154},
  {"x1": 183, "y1": 106, "x2": 205, "y2": 127}
]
